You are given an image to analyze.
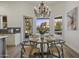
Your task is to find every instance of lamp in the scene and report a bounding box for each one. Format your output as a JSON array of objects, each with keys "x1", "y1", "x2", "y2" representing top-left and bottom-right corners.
[{"x1": 34, "y1": 1, "x2": 51, "y2": 18}]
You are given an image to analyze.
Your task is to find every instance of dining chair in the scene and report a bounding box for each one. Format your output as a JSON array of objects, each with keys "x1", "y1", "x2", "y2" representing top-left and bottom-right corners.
[
  {"x1": 47, "y1": 40, "x2": 64, "y2": 58},
  {"x1": 20, "y1": 40, "x2": 40, "y2": 58}
]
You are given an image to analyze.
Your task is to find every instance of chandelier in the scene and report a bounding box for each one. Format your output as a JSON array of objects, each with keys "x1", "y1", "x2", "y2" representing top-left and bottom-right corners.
[{"x1": 34, "y1": 2, "x2": 51, "y2": 18}]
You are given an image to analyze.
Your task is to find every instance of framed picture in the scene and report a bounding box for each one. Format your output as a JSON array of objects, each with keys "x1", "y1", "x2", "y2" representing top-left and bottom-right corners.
[{"x1": 67, "y1": 7, "x2": 78, "y2": 30}]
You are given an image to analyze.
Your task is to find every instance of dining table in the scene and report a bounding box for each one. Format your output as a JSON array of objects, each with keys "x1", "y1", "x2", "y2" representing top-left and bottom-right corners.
[
  {"x1": 29, "y1": 35, "x2": 65, "y2": 58},
  {"x1": 21, "y1": 35, "x2": 65, "y2": 58}
]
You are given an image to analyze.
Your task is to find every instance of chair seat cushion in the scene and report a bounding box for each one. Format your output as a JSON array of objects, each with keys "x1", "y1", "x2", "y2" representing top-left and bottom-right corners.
[
  {"x1": 31, "y1": 48, "x2": 40, "y2": 55},
  {"x1": 24, "y1": 46, "x2": 40, "y2": 57},
  {"x1": 49, "y1": 46, "x2": 61, "y2": 53}
]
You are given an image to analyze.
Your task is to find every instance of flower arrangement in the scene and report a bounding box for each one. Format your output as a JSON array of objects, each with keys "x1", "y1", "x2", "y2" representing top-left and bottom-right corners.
[
  {"x1": 37, "y1": 21, "x2": 49, "y2": 34},
  {"x1": 39, "y1": 29, "x2": 46, "y2": 34},
  {"x1": 38, "y1": 26, "x2": 47, "y2": 34}
]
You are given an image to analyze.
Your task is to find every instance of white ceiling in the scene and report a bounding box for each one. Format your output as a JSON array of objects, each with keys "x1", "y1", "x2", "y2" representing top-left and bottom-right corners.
[
  {"x1": 0, "y1": 1, "x2": 65, "y2": 6},
  {"x1": 22, "y1": 1, "x2": 63, "y2": 6}
]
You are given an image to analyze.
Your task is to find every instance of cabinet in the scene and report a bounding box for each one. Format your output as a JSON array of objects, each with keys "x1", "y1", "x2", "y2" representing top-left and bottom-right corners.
[
  {"x1": 7, "y1": 33, "x2": 20, "y2": 46},
  {"x1": 0, "y1": 36, "x2": 8, "y2": 57},
  {"x1": 0, "y1": 16, "x2": 7, "y2": 29},
  {"x1": 6, "y1": 27, "x2": 21, "y2": 46}
]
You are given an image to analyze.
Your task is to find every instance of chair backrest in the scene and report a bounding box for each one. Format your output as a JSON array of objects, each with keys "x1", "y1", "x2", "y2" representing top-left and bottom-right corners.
[
  {"x1": 29, "y1": 41, "x2": 38, "y2": 48},
  {"x1": 20, "y1": 41, "x2": 38, "y2": 57}
]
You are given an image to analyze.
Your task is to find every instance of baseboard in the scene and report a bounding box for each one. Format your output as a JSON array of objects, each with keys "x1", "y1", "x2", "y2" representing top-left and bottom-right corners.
[
  {"x1": 7, "y1": 43, "x2": 21, "y2": 47},
  {"x1": 64, "y1": 44, "x2": 79, "y2": 57},
  {"x1": 7, "y1": 45, "x2": 16, "y2": 47}
]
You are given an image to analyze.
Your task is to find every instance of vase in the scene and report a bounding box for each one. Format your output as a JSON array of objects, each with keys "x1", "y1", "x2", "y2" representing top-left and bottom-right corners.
[{"x1": 40, "y1": 34, "x2": 44, "y2": 42}]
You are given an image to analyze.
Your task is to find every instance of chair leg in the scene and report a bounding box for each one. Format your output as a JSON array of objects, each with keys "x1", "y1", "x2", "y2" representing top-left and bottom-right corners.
[
  {"x1": 20, "y1": 48, "x2": 24, "y2": 58},
  {"x1": 61, "y1": 44, "x2": 64, "y2": 58},
  {"x1": 47, "y1": 50, "x2": 50, "y2": 58},
  {"x1": 47, "y1": 42, "x2": 52, "y2": 58},
  {"x1": 55, "y1": 47, "x2": 61, "y2": 58},
  {"x1": 38, "y1": 53, "x2": 41, "y2": 58},
  {"x1": 49, "y1": 47, "x2": 61, "y2": 58}
]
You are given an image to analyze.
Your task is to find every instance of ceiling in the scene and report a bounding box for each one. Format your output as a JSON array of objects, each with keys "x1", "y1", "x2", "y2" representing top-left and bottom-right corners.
[
  {"x1": 0, "y1": 1, "x2": 65, "y2": 6},
  {"x1": 23, "y1": 1, "x2": 63, "y2": 6}
]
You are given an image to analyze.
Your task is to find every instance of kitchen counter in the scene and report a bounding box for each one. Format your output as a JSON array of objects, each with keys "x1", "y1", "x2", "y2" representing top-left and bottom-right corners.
[
  {"x1": 0, "y1": 35, "x2": 8, "y2": 58},
  {"x1": 6, "y1": 33, "x2": 20, "y2": 46},
  {"x1": 0, "y1": 35, "x2": 8, "y2": 39}
]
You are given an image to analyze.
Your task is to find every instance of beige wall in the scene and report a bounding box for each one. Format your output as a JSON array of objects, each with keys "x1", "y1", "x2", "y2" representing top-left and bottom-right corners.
[
  {"x1": 52, "y1": 1, "x2": 79, "y2": 54},
  {"x1": 64, "y1": 1, "x2": 79, "y2": 53}
]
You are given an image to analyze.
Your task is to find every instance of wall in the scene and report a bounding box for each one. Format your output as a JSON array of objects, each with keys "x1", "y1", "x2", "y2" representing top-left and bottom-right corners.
[
  {"x1": 0, "y1": 2, "x2": 35, "y2": 42},
  {"x1": 64, "y1": 1, "x2": 79, "y2": 53},
  {"x1": 49, "y1": 1, "x2": 79, "y2": 54}
]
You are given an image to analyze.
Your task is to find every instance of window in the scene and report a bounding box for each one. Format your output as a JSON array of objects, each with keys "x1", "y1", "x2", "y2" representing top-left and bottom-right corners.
[
  {"x1": 36, "y1": 18, "x2": 49, "y2": 33},
  {"x1": 54, "y1": 16, "x2": 62, "y2": 35}
]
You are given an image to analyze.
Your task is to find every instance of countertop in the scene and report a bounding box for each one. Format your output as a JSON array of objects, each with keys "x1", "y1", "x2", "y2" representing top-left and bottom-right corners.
[{"x1": 0, "y1": 35, "x2": 8, "y2": 39}]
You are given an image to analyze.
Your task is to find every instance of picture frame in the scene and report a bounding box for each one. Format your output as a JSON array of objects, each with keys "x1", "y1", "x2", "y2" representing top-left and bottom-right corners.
[{"x1": 67, "y1": 7, "x2": 78, "y2": 30}]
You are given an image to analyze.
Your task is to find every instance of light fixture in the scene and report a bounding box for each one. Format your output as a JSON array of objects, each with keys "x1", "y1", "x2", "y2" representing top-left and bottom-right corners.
[{"x1": 34, "y1": 1, "x2": 51, "y2": 18}]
